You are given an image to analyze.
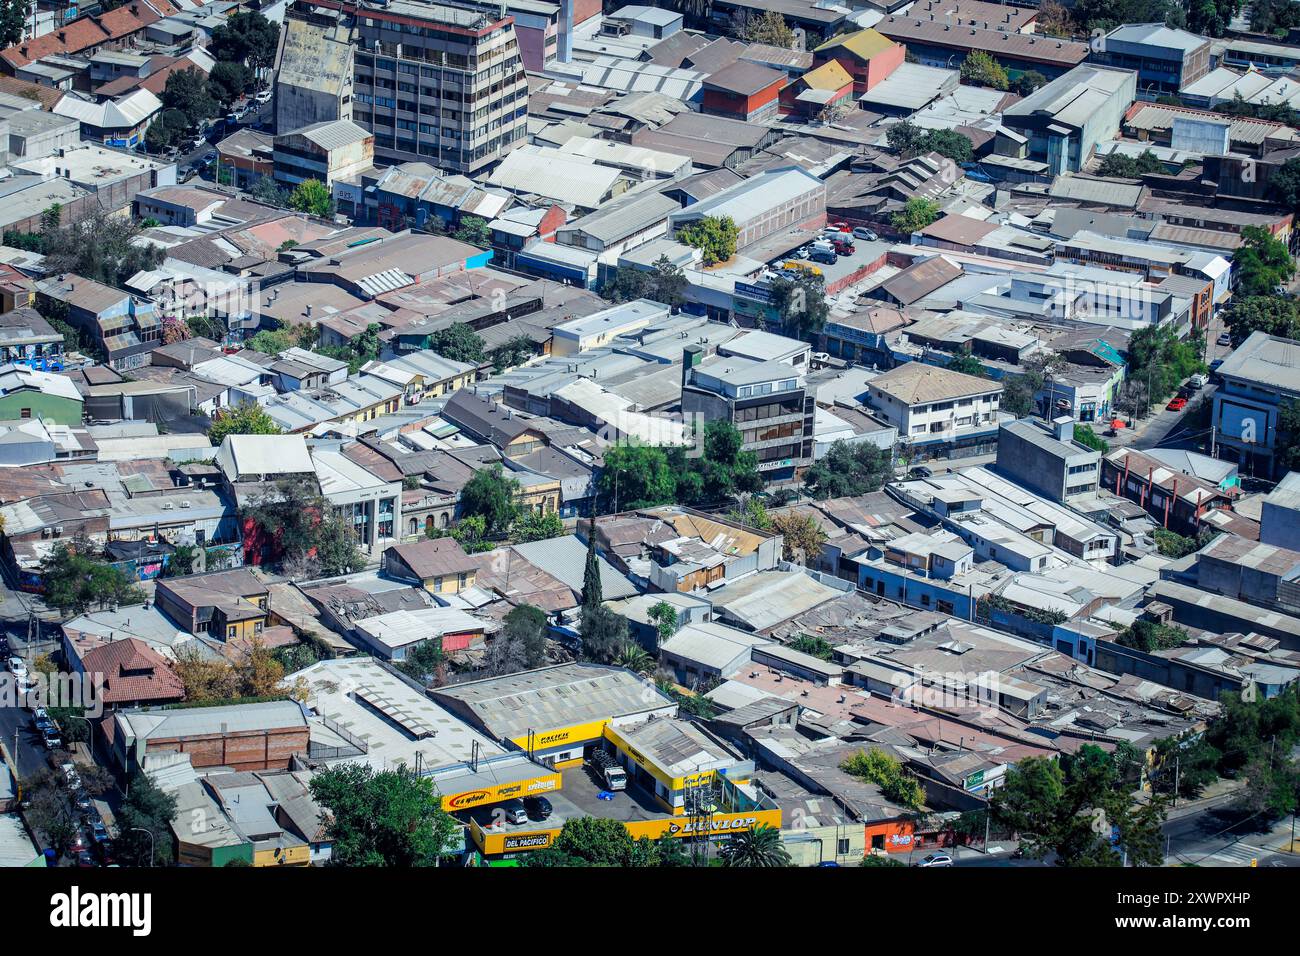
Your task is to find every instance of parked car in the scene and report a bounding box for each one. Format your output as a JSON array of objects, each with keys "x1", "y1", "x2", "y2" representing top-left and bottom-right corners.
[
  {"x1": 76, "y1": 849, "x2": 98, "y2": 868},
  {"x1": 41, "y1": 727, "x2": 62, "y2": 750},
  {"x1": 89, "y1": 820, "x2": 109, "y2": 844},
  {"x1": 255, "y1": 89, "x2": 272, "y2": 104},
  {"x1": 72, "y1": 790, "x2": 93, "y2": 813},
  {"x1": 852, "y1": 226, "x2": 878, "y2": 241},
  {"x1": 8, "y1": 656, "x2": 27, "y2": 678},
  {"x1": 909, "y1": 466, "x2": 933, "y2": 479},
  {"x1": 809, "y1": 249, "x2": 837, "y2": 265},
  {"x1": 1166, "y1": 397, "x2": 1188, "y2": 412},
  {"x1": 60, "y1": 762, "x2": 81, "y2": 790},
  {"x1": 915, "y1": 853, "x2": 953, "y2": 867},
  {"x1": 523, "y1": 795, "x2": 553, "y2": 821},
  {"x1": 499, "y1": 798, "x2": 528, "y2": 825},
  {"x1": 831, "y1": 238, "x2": 855, "y2": 256},
  {"x1": 1217, "y1": 332, "x2": 1232, "y2": 346}
]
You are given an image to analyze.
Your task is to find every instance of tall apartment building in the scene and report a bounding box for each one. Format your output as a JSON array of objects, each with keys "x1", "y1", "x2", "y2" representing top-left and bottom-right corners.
[
  {"x1": 681, "y1": 335, "x2": 816, "y2": 485},
  {"x1": 288, "y1": 0, "x2": 528, "y2": 175}
]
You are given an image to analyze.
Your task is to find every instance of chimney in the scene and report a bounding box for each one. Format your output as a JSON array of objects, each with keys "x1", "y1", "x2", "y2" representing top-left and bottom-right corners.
[
  {"x1": 1053, "y1": 416, "x2": 1074, "y2": 443},
  {"x1": 682, "y1": 343, "x2": 702, "y2": 389}
]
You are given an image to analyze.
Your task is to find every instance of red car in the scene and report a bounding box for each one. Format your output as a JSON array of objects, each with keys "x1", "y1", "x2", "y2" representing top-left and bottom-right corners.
[{"x1": 1166, "y1": 397, "x2": 1188, "y2": 412}]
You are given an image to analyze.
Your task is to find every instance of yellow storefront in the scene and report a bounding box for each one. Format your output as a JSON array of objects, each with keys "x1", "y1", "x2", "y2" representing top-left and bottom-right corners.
[
  {"x1": 440, "y1": 769, "x2": 562, "y2": 813},
  {"x1": 469, "y1": 808, "x2": 783, "y2": 857}
]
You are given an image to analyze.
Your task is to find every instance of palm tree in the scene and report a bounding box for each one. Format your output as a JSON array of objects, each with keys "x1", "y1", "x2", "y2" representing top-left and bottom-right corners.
[
  {"x1": 721, "y1": 825, "x2": 790, "y2": 867},
  {"x1": 615, "y1": 643, "x2": 655, "y2": 675}
]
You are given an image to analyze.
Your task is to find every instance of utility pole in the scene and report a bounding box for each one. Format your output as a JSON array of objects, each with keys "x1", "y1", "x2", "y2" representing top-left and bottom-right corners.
[{"x1": 1173, "y1": 755, "x2": 1180, "y2": 809}]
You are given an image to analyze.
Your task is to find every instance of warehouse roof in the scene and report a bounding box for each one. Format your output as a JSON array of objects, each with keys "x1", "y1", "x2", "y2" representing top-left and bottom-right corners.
[{"x1": 431, "y1": 663, "x2": 674, "y2": 740}]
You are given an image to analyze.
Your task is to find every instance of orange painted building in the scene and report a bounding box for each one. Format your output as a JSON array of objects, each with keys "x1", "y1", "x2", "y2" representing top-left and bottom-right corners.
[
  {"x1": 780, "y1": 59, "x2": 855, "y2": 118},
  {"x1": 701, "y1": 60, "x2": 787, "y2": 122},
  {"x1": 812, "y1": 28, "x2": 906, "y2": 94}
]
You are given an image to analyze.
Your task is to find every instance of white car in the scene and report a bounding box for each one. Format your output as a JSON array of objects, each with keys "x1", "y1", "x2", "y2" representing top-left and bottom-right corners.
[
  {"x1": 60, "y1": 762, "x2": 81, "y2": 790},
  {"x1": 255, "y1": 89, "x2": 272, "y2": 104},
  {"x1": 915, "y1": 853, "x2": 953, "y2": 867},
  {"x1": 7, "y1": 656, "x2": 26, "y2": 678},
  {"x1": 852, "y1": 226, "x2": 879, "y2": 241}
]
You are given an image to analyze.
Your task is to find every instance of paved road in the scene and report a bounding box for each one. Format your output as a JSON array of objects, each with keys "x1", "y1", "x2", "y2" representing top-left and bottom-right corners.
[
  {"x1": 0, "y1": 694, "x2": 47, "y2": 784},
  {"x1": 1162, "y1": 793, "x2": 1300, "y2": 867}
]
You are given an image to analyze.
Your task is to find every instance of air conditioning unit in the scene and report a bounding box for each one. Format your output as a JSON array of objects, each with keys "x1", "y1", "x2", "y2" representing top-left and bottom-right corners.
[
  {"x1": 162, "y1": 501, "x2": 175, "y2": 510},
  {"x1": 180, "y1": 501, "x2": 192, "y2": 509}
]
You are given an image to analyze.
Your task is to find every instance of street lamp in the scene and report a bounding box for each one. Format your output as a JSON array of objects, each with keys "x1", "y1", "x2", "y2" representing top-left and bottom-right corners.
[{"x1": 129, "y1": 827, "x2": 155, "y2": 867}]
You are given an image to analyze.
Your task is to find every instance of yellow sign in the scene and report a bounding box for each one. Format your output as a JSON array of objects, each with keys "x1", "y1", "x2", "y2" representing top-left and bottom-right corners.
[
  {"x1": 508, "y1": 719, "x2": 609, "y2": 752},
  {"x1": 440, "y1": 771, "x2": 562, "y2": 812},
  {"x1": 603, "y1": 724, "x2": 718, "y2": 792},
  {"x1": 469, "y1": 809, "x2": 782, "y2": 856}
]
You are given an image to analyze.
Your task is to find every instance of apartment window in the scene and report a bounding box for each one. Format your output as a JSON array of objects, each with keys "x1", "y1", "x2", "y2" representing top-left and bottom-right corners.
[
  {"x1": 837, "y1": 838, "x2": 851, "y2": 855},
  {"x1": 434, "y1": 576, "x2": 443, "y2": 590},
  {"x1": 19, "y1": 408, "x2": 30, "y2": 418},
  {"x1": 227, "y1": 625, "x2": 237, "y2": 639}
]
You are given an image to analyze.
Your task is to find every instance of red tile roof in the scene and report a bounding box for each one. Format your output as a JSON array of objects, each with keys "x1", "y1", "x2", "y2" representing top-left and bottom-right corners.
[
  {"x1": 2, "y1": 0, "x2": 172, "y2": 69},
  {"x1": 79, "y1": 637, "x2": 185, "y2": 705}
]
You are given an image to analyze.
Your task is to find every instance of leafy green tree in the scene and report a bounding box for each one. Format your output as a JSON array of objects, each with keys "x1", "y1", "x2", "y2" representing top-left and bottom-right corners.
[
  {"x1": 580, "y1": 604, "x2": 628, "y2": 664},
  {"x1": 1097, "y1": 149, "x2": 1167, "y2": 178},
  {"x1": 990, "y1": 744, "x2": 1168, "y2": 866},
  {"x1": 115, "y1": 773, "x2": 179, "y2": 866},
  {"x1": 891, "y1": 197, "x2": 941, "y2": 233},
  {"x1": 39, "y1": 210, "x2": 163, "y2": 289},
  {"x1": 1222, "y1": 295, "x2": 1300, "y2": 346},
  {"x1": 246, "y1": 327, "x2": 295, "y2": 355},
  {"x1": 251, "y1": 176, "x2": 290, "y2": 208},
  {"x1": 769, "y1": 268, "x2": 830, "y2": 341},
  {"x1": 671, "y1": 420, "x2": 763, "y2": 507},
  {"x1": 721, "y1": 824, "x2": 790, "y2": 867},
  {"x1": 1072, "y1": 424, "x2": 1108, "y2": 453},
  {"x1": 615, "y1": 642, "x2": 655, "y2": 674},
  {"x1": 208, "y1": 399, "x2": 282, "y2": 444},
  {"x1": 787, "y1": 634, "x2": 834, "y2": 660},
  {"x1": 144, "y1": 108, "x2": 190, "y2": 152},
  {"x1": 1234, "y1": 225, "x2": 1294, "y2": 297},
  {"x1": 398, "y1": 638, "x2": 444, "y2": 685},
  {"x1": 162, "y1": 544, "x2": 199, "y2": 578},
  {"x1": 501, "y1": 604, "x2": 549, "y2": 669},
  {"x1": 209, "y1": 11, "x2": 281, "y2": 70},
  {"x1": 289, "y1": 179, "x2": 335, "y2": 218},
  {"x1": 1151, "y1": 732, "x2": 1221, "y2": 800},
  {"x1": 840, "y1": 748, "x2": 926, "y2": 811},
  {"x1": 490, "y1": 334, "x2": 537, "y2": 372},
  {"x1": 452, "y1": 215, "x2": 491, "y2": 246},
  {"x1": 207, "y1": 60, "x2": 252, "y2": 107},
  {"x1": 161, "y1": 67, "x2": 218, "y2": 129},
  {"x1": 596, "y1": 444, "x2": 676, "y2": 512},
  {"x1": 1013, "y1": 70, "x2": 1047, "y2": 96},
  {"x1": 946, "y1": 351, "x2": 985, "y2": 377},
  {"x1": 525, "y1": 817, "x2": 637, "y2": 866},
  {"x1": 803, "y1": 439, "x2": 892, "y2": 499},
  {"x1": 310, "y1": 763, "x2": 457, "y2": 866},
  {"x1": 741, "y1": 9, "x2": 796, "y2": 46},
  {"x1": 242, "y1": 478, "x2": 364, "y2": 576},
  {"x1": 602, "y1": 255, "x2": 689, "y2": 309},
  {"x1": 960, "y1": 50, "x2": 1009, "y2": 90},
  {"x1": 921, "y1": 129, "x2": 974, "y2": 164},
  {"x1": 647, "y1": 600, "x2": 679, "y2": 647},
  {"x1": 39, "y1": 537, "x2": 145, "y2": 615},
  {"x1": 1126, "y1": 324, "x2": 1205, "y2": 409},
  {"x1": 427, "y1": 322, "x2": 485, "y2": 364},
  {"x1": 449, "y1": 513, "x2": 494, "y2": 553},
  {"x1": 513, "y1": 509, "x2": 565, "y2": 543},
  {"x1": 459, "y1": 464, "x2": 520, "y2": 538},
  {"x1": 582, "y1": 519, "x2": 603, "y2": 609},
  {"x1": 1116, "y1": 618, "x2": 1190, "y2": 652},
  {"x1": 771, "y1": 510, "x2": 827, "y2": 564},
  {"x1": 677, "y1": 215, "x2": 739, "y2": 266},
  {"x1": 0, "y1": 0, "x2": 30, "y2": 48},
  {"x1": 861, "y1": 853, "x2": 906, "y2": 867},
  {"x1": 886, "y1": 119, "x2": 926, "y2": 157}
]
